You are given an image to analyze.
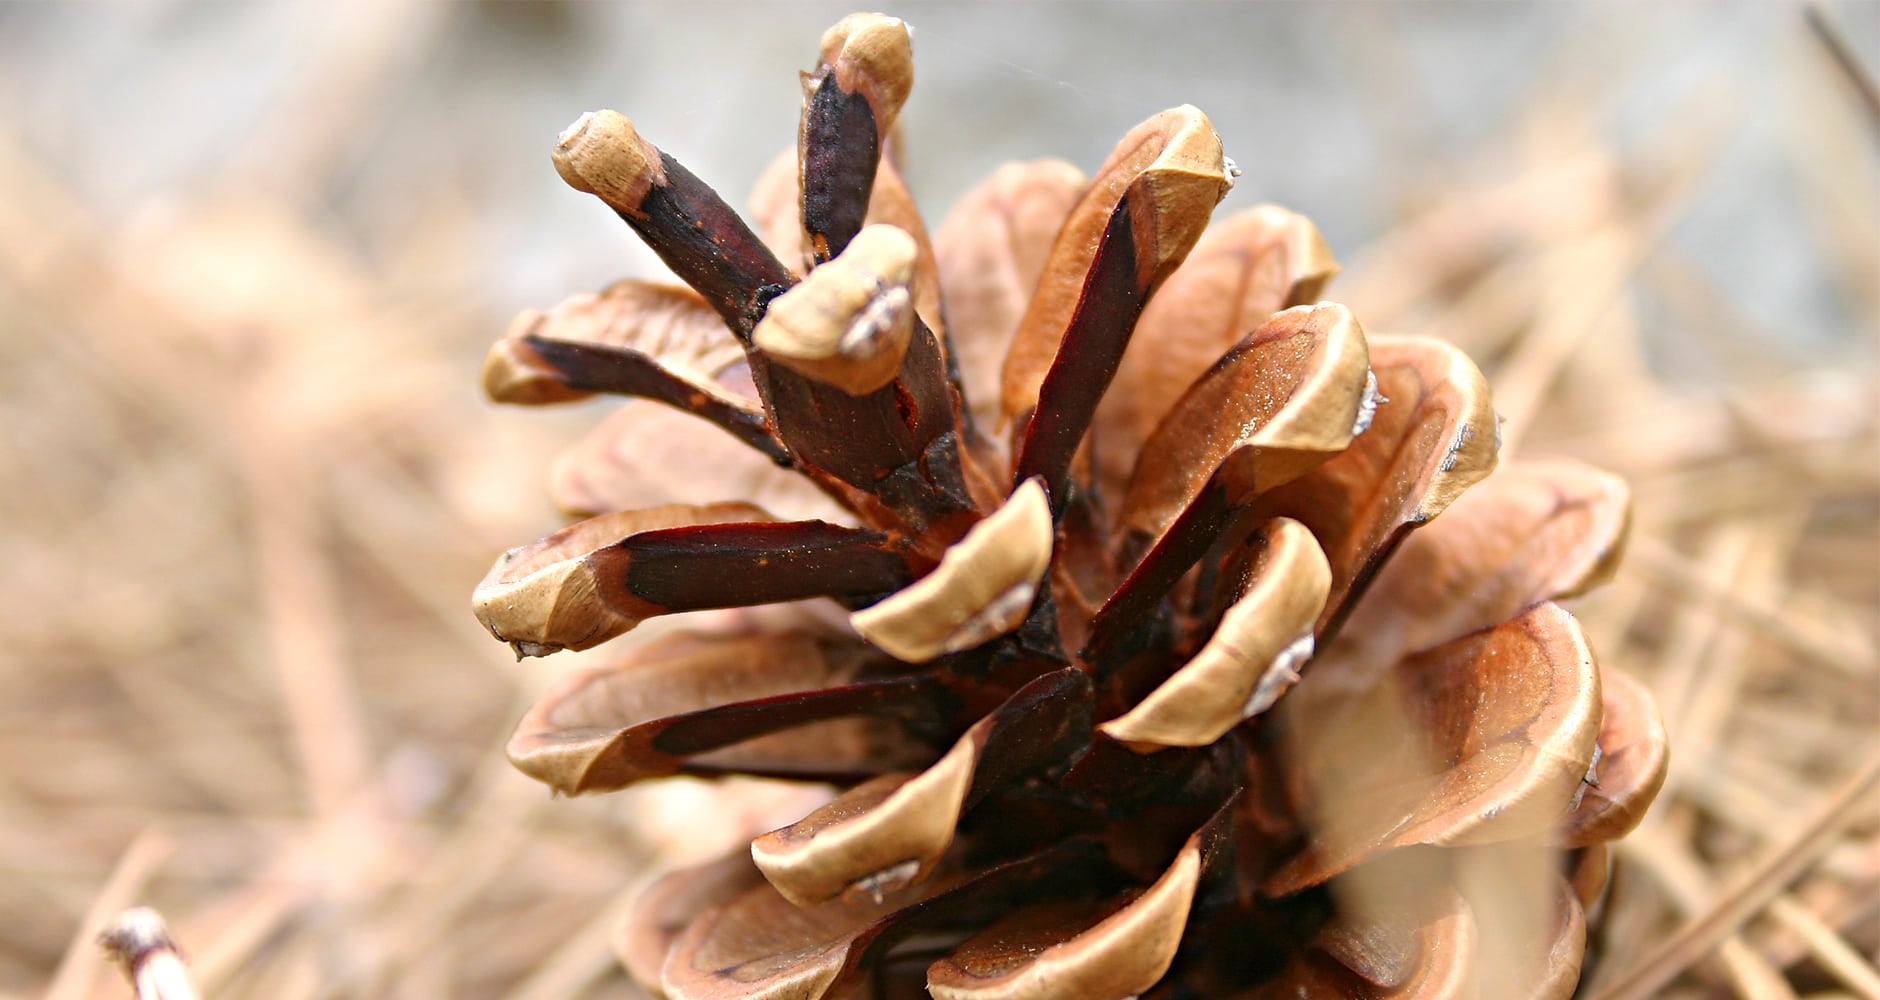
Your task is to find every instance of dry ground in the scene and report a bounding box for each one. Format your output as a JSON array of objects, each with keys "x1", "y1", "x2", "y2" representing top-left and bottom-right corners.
[{"x1": 2, "y1": 4, "x2": 1875, "y2": 998}]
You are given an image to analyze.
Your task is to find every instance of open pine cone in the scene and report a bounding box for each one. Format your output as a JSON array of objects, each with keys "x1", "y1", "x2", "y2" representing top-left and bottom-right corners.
[{"x1": 473, "y1": 14, "x2": 1669, "y2": 999}]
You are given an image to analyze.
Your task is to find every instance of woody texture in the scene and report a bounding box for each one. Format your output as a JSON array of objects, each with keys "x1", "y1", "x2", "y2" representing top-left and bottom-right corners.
[{"x1": 473, "y1": 13, "x2": 1668, "y2": 999}]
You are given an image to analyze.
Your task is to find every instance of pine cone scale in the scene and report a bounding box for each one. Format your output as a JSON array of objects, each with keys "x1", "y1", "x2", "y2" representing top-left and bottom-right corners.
[{"x1": 475, "y1": 13, "x2": 1668, "y2": 998}]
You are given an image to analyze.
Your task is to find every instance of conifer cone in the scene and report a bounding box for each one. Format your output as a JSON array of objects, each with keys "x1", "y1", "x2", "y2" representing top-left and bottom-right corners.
[{"x1": 474, "y1": 13, "x2": 1669, "y2": 998}]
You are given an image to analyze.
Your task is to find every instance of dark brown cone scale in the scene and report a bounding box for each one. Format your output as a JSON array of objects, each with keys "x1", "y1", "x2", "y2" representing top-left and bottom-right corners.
[{"x1": 802, "y1": 73, "x2": 879, "y2": 263}]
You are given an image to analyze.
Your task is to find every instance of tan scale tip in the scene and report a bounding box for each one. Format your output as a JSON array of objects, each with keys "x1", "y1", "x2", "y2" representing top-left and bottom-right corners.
[
  {"x1": 1136, "y1": 105, "x2": 1233, "y2": 275},
  {"x1": 552, "y1": 109, "x2": 665, "y2": 212},
  {"x1": 472, "y1": 544, "x2": 618, "y2": 658},
  {"x1": 480, "y1": 311, "x2": 593, "y2": 406},
  {"x1": 851, "y1": 477, "x2": 1053, "y2": 662},
  {"x1": 753, "y1": 223, "x2": 919, "y2": 395},
  {"x1": 819, "y1": 13, "x2": 914, "y2": 129},
  {"x1": 471, "y1": 510, "x2": 650, "y2": 657}
]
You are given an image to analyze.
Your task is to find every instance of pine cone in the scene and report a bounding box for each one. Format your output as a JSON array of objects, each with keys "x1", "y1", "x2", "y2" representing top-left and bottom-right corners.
[{"x1": 473, "y1": 14, "x2": 1669, "y2": 999}]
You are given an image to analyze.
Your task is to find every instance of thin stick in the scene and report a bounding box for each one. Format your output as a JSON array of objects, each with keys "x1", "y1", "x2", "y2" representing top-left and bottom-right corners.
[
  {"x1": 1648, "y1": 525, "x2": 1754, "y2": 743},
  {"x1": 1492, "y1": 228, "x2": 1650, "y2": 456},
  {"x1": 1618, "y1": 826, "x2": 1799, "y2": 1000},
  {"x1": 43, "y1": 830, "x2": 173, "y2": 1000},
  {"x1": 1767, "y1": 895, "x2": 1880, "y2": 1000},
  {"x1": 98, "y1": 908, "x2": 200, "y2": 1000},
  {"x1": 1493, "y1": 102, "x2": 1723, "y2": 455},
  {"x1": 500, "y1": 887, "x2": 641, "y2": 1000},
  {"x1": 237, "y1": 382, "x2": 374, "y2": 818},
  {"x1": 1677, "y1": 517, "x2": 1801, "y2": 777},
  {"x1": 1804, "y1": 4, "x2": 1880, "y2": 142},
  {"x1": 1591, "y1": 750, "x2": 1880, "y2": 1000},
  {"x1": 151, "y1": 790, "x2": 392, "y2": 994},
  {"x1": 1627, "y1": 534, "x2": 1879, "y2": 677}
]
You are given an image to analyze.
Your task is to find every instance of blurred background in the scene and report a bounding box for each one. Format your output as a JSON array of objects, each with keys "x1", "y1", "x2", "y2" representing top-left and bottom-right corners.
[{"x1": 2, "y1": 2, "x2": 1875, "y2": 998}]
